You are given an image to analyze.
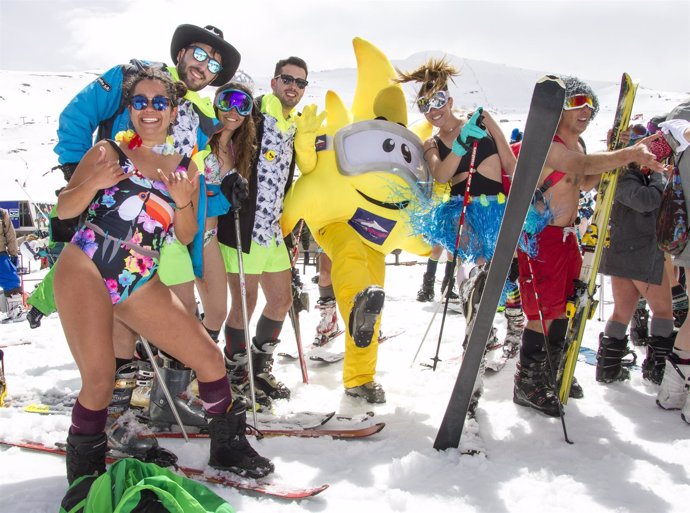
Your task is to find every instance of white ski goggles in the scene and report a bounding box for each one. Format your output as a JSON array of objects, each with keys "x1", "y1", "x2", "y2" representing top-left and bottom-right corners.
[{"x1": 334, "y1": 119, "x2": 432, "y2": 198}]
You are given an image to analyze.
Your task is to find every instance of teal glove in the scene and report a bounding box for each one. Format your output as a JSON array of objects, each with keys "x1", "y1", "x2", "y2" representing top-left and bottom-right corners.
[{"x1": 452, "y1": 108, "x2": 488, "y2": 157}]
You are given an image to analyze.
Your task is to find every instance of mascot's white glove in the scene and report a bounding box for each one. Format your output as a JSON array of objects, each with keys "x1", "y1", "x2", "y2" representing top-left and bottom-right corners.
[
  {"x1": 659, "y1": 119, "x2": 690, "y2": 152},
  {"x1": 295, "y1": 104, "x2": 327, "y2": 173}
]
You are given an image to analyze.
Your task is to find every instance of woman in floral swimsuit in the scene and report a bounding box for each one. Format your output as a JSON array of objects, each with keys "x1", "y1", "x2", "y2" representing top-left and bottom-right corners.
[{"x1": 53, "y1": 68, "x2": 272, "y2": 486}]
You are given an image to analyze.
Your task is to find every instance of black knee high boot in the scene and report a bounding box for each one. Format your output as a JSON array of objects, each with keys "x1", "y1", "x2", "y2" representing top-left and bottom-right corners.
[
  {"x1": 596, "y1": 333, "x2": 632, "y2": 383},
  {"x1": 65, "y1": 431, "x2": 107, "y2": 484},
  {"x1": 642, "y1": 333, "x2": 677, "y2": 384}
]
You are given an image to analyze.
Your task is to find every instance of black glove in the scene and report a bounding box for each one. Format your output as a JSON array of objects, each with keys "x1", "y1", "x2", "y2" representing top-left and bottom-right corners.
[
  {"x1": 220, "y1": 173, "x2": 249, "y2": 211},
  {"x1": 58, "y1": 163, "x2": 79, "y2": 182},
  {"x1": 9, "y1": 255, "x2": 19, "y2": 267}
]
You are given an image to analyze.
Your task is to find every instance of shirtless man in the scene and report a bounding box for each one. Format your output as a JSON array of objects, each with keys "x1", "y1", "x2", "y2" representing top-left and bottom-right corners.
[{"x1": 513, "y1": 75, "x2": 665, "y2": 416}]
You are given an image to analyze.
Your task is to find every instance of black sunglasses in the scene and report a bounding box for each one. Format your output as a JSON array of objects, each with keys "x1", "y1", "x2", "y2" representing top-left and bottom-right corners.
[{"x1": 275, "y1": 74, "x2": 308, "y2": 89}]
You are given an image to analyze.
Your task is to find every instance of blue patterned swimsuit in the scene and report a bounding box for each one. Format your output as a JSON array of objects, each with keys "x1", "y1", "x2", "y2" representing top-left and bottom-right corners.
[{"x1": 70, "y1": 140, "x2": 190, "y2": 304}]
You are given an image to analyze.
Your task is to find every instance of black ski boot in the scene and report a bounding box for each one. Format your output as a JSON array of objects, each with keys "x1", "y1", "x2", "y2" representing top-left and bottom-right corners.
[
  {"x1": 513, "y1": 353, "x2": 561, "y2": 417},
  {"x1": 630, "y1": 300, "x2": 649, "y2": 346},
  {"x1": 503, "y1": 307, "x2": 524, "y2": 359},
  {"x1": 596, "y1": 333, "x2": 634, "y2": 383},
  {"x1": 208, "y1": 401, "x2": 274, "y2": 478},
  {"x1": 416, "y1": 272, "x2": 435, "y2": 302},
  {"x1": 148, "y1": 358, "x2": 207, "y2": 429},
  {"x1": 349, "y1": 286, "x2": 385, "y2": 348},
  {"x1": 106, "y1": 362, "x2": 163, "y2": 459},
  {"x1": 546, "y1": 343, "x2": 584, "y2": 399},
  {"x1": 252, "y1": 339, "x2": 291, "y2": 400},
  {"x1": 642, "y1": 334, "x2": 677, "y2": 385},
  {"x1": 26, "y1": 306, "x2": 44, "y2": 329},
  {"x1": 65, "y1": 431, "x2": 108, "y2": 484},
  {"x1": 441, "y1": 276, "x2": 460, "y2": 302},
  {"x1": 345, "y1": 381, "x2": 386, "y2": 404},
  {"x1": 225, "y1": 350, "x2": 271, "y2": 409}
]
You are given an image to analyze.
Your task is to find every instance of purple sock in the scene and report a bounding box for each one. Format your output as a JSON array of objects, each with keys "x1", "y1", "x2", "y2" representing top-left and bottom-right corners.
[
  {"x1": 70, "y1": 398, "x2": 108, "y2": 435},
  {"x1": 198, "y1": 376, "x2": 232, "y2": 415}
]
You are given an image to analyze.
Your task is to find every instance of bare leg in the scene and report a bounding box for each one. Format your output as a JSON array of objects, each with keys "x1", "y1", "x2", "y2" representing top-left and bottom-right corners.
[
  {"x1": 259, "y1": 269, "x2": 292, "y2": 321},
  {"x1": 115, "y1": 278, "x2": 225, "y2": 383},
  {"x1": 196, "y1": 238, "x2": 229, "y2": 331},
  {"x1": 54, "y1": 245, "x2": 115, "y2": 410},
  {"x1": 169, "y1": 281, "x2": 197, "y2": 317},
  {"x1": 226, "y1": 272, "x2": 260, "y2": 329}
]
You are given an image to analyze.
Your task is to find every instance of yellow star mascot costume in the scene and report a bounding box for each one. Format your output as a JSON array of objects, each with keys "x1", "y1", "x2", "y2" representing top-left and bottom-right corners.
[{"x1": 282, "y1": 38, "x2": 431, "y2": 403}]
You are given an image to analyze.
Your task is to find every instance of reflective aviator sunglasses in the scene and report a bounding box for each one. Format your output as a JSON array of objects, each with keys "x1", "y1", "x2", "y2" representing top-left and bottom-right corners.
[
  {"x1": 215, "y1": 88, "x2": 253, "y2": 116},
  {"x1": 188, "y1": 46, "x2": 223, "y2": 75},
  {"x1": 417, "y1": 90, "x2": 449, "y2": 114},
  {"x1": 130, "y1": 95, "x2": 171, "y2": 111}
]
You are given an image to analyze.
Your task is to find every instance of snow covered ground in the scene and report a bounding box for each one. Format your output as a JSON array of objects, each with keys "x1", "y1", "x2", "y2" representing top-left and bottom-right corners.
[
  {"x1": 1, "y1": 260, "x2": 689, "y2": 512},
  {"x1": 1, "y1": 62, "x2": 689, "y2": 512}
]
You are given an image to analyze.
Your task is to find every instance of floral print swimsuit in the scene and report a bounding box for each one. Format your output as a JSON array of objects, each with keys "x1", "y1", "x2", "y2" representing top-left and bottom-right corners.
[{"x1": 70, "y1": 140, "x2": 189, "y2": 304}]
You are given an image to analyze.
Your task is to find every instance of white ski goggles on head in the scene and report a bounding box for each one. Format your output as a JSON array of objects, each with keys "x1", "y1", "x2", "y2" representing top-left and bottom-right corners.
[
  {"x1": 334, "y1": 119, "x2": 432, "y2": 198},
  {"x1": 417, "y1": 90, "x2": 449, "y2": 114}
]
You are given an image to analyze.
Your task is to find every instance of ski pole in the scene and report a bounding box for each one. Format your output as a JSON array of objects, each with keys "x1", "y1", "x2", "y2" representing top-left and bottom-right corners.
[
  {"x1": 411, "y1": 283, "x2": 454, "y2": 367},
  {"x1": 429, "y1": 139, "x2": 479, "y2": 371},
  {"x1": 523, "y1": 251, "x2": 573, "y2": 444},
  {"x1": 139, "y1": 337, "x2": 189, "y2": 442},
  {"x1": 233, "y1": 207, "x2": 260, "y2": 429},
  {"x1": 287, "y1": 219, "x2": 309, "y2": 384}
]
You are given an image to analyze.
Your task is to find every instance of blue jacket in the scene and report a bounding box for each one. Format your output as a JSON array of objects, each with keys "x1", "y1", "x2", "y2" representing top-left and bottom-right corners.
[{"x1": 54, "y1": 60, "x2": 220, "y2": 277}]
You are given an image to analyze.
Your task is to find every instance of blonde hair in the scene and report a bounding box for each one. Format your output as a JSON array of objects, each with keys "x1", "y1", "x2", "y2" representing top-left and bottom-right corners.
[{"x1": 395, "y1": 57, "x2": 460, "y2": 101}]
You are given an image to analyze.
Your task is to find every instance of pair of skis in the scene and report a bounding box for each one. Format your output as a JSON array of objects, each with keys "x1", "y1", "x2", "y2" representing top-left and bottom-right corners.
[
  {"x1": 19, "y1": 399, "x2": 386, "y2": 440},
  {"x1": 0, "y1": 439, "x2": 328, "y2": 499}
]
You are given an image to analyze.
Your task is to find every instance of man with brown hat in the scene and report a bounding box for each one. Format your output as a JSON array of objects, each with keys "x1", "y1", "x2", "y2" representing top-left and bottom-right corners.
[{"x1": 30, "y1": 23, "x2": 239, "y2": 323}]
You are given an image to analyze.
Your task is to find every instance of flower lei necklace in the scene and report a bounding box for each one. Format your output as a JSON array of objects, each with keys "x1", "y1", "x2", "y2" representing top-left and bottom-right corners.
[{"x1": 115, "y1": 129, "x2": 176, "y2": 156}]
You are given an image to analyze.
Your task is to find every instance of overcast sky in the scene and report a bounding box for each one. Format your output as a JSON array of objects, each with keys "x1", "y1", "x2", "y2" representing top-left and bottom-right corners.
[{"x1": 1, "y1": 0, "x2": 688, "y2": 92}]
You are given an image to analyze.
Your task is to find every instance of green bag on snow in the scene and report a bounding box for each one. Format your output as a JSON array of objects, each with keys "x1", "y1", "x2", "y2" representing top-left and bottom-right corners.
[{"x1": 59, "y1": 458, "x2": 234, "y2": 513}]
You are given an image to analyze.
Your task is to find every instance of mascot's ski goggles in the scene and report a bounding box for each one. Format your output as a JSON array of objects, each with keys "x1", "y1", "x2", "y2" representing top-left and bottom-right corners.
[
  {"x1": 275, "y1": 74, "x2": 309, "y2": 89},
  {"x1": 188, "y1": 46, "x2": 223, "y2": 75},
  {"x1": 130, "y1": 95, "x2": 171, "y2": 111},
  {"x1": 417, "y1": 90, "x2": 449, "y2": 114},
  {"x1": 216, "y1": 89, "x2": 253, "y2": 116},
  {"x1": 334, "y1": 119, "x2": 432, "y2": 198},
  {"x1": 564, "y1": 94, "x2": 595, "y2": 110}
]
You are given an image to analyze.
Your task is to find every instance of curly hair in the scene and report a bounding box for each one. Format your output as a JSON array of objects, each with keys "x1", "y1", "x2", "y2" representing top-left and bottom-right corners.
[
  {"x1": 211, "y1": 82, "x2": 257, "y2": 180},
  {"x1": 559, "y1": 74, "x2": 600, "y2": 119},
  {"x1": 122, "y1": 67, "x2": 187, "y2": 108},
  {"x1": 395, "y1": 57, "x2": 460, "y2": 101}
]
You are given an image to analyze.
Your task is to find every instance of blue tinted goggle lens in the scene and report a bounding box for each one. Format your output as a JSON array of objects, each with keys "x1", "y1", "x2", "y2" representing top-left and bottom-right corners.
[
  {"x1": 130, "y1": 95, "x2": 171, "y2": 111},
  {"x1": 192, "y1": 46, "x2": 222, "y2": 74},
  {"x1": 216, "y1": 89, "x2": 253, "y2": 116}
]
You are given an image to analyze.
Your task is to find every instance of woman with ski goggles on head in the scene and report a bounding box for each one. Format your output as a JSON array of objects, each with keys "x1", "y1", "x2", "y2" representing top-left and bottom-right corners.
[
  {"x1": 397, "y1": 59, "x2": 522, "y2": 378},
  {"x1": 191, "y1": 83, "x2": 256, "y2": 349},
  {"x1": 53, "y1": 69, "x2": 273, "y2": 486}
]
